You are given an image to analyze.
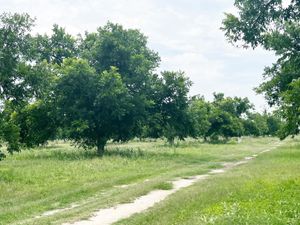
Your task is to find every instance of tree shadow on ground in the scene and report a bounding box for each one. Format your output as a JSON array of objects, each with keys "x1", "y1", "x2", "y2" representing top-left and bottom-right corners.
[
  {"x1": 15, "y1": 144, "x2": 215, "y2": 163},
  {"x1": 18, "y1": 147, "x2": 160, "y2": 161}
]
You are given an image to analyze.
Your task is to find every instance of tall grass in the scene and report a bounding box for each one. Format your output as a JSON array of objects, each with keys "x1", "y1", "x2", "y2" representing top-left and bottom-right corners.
[
  {"x1": 0, "y1": 137, "x2": 280, "y2": 225},
  {"x1": 117, "y1": 138, "x2": 299, "y2": 225}
]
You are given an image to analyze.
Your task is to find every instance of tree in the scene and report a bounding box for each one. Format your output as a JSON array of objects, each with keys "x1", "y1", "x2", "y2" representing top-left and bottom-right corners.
[
  {"x1": 15, "y1": 100, "x2": 58, "y2": 148},
  {"x1": 54, "y1": 58, "x2": 131, "y2": 155},
  {"x1": 205, "y1": 93, "x2": 251, "y2": 141},
  {"x1": 266, "y1": 112, "x2": 282, "y2": 136},
  {"x1": 0, "y1": 103, "x2": 20, "y2": 157},
  {"x1": 158, "y1": 71, "x2": 192, "y2": 144},
  {"x1": 188, "y1": 96, "x2": 211, "y2": 140},
  {"x1": 80, "y1": 22, "x2": 160, "y2": 89},
  {"x1": 206, "y1": 106, "x2": 244, "y2": 142},
  {"x1": 249, "y1": 113, "x2": 269, "y2": 136},
  {"x1": 80, "y1": 23, "x2": 160, "y2": 140},
  {"x1": 141, "y1": 71, "x2": 192, "y2": 143},
  {"x1": 222, "y1": 0, "x2": 300, "y2": 138},
  {"x1": 277, "y1": 79, "x2": 300, "y2": 138},
  {"x1": 212, "y1": 92, "x2": 253, "y2": 117},
  {"x1": 243, "y1": 118, "x2": 261, "y2": 137}
]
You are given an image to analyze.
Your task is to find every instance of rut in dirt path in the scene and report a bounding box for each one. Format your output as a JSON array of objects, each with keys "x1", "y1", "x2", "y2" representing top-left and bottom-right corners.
[{"x1": 62, "y1": 142, "x2": 281, "y2": 225}]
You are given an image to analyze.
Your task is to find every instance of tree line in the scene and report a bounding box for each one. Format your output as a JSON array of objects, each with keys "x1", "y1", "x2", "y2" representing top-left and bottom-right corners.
[
  {"x1": 222, "y1": 0, "x2": 300, "y2": 140},
  {"x1": 0, "y1": 12, "x2": 283, "y2": 159}
]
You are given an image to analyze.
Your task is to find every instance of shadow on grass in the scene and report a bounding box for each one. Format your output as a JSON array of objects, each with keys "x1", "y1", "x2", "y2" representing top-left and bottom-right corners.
[
  {"x1": 16, "y1": 146, "x2": 216, "y2": 165},
  {"x1": 105, "y1": 148, "x2": 215, "y2": 164},
  {"x1": 104, "y1": 147, "x2": 147, "y2": 158},
  {"x1": 17, "y1": 147, "x2": 160, "y2": 161}
]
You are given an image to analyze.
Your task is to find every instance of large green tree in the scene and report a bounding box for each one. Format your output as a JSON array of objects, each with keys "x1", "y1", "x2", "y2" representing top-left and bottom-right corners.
[
  {"x1": 80, "y1": 23, "x2": 160, "y2": 140},
  {"x1": 54, "y1": 58, "x2": 131, "y2": 155},
  {"x1": 222, "y1": 0, "x2": 300, "y2": 138}
]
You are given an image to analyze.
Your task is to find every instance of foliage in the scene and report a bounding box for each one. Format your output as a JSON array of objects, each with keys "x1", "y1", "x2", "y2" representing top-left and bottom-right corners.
[
  {"x1": 222, "y1": 0, "x2": 300, "y2": 138},
  {"x1": 80, "y1": 22, "x2": 160, "y2": 89},
  {"x1": 15, "y1": 100, "x2": 58, "y2": 148},
  {"x1": 0, "y1": 13, "x2": 59, "y2": 157},
  {"x1": 0, "y1": 102, "x2": 21, "y2": 155},
  {"x1": 157, "y1": 71, "x2": 192, "y2": 144},
  {"x1": 54, "y1": 58, "x2": 131, "y2": 155},
  {"x1": 0, "y1": 12, "x2": 285, "y2": 159},
  {"x1": 206, "y1": 106, "x2": 244, "y2": 142},
  {"x1": 34, "y1": 24, "x2": 78, "y2": 65},
  {"x1": 188, "y1": 96, "x2": 211, "y2": 139},
  {"x1": 277, "y1": 79, "x2": 300, "y2": 138},
  {"x1": 0, "y1": 12, "x2": 34, "y2": 103},
  {"x1": 80, "y1": 22, "x2": 161, "y2": 142},
  {"x1": 206, "y1": 93, "x2": 250, "y2": 141}
]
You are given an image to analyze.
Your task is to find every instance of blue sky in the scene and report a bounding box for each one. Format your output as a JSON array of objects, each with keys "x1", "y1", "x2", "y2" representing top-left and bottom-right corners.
[{"x1": 1, "y1": 0, "x2": 276, "y2": 111}]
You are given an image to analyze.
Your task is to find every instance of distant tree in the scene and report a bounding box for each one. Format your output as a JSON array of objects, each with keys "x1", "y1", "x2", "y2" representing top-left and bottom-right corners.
[
  {"x1": 15, "y1": 100, "x2": 58, "y2": 148},
  {"x1": 246, "y1": 113, "x2": 269, "y2": 136},
  {"x1": 242, "y1": 111, "x2": 282, "y2": 137},
  {"x1": 222, "y1": 0, "x2": 300, "y2": 138},
  {"x1": 142, "y1": 71, "x2": 192, "y2": 144},
  {"x1": 212, "y1": 92, "x2": 253, "y2": 117},
  {"x1": 54, "y1": 58, "x2": 131, "y2": 155},
  {"x1": 207, "y1": 106, "x2": 244, "y2": 142},
  {"x1": 266, "y1": 112, "x2": 282, "y2": 136},
  {"x1": 188, "y1": 96, "x2": 211, "y2": 140},
  {"x1": 159, "y1": 71, "x2": 192, "y2": 144},
  {"x1": 204, "y1": 93, "x2": 251, "y2": 141},
  {"x1": 243, "y1": 118, "x2": 260, "y2": 137}
]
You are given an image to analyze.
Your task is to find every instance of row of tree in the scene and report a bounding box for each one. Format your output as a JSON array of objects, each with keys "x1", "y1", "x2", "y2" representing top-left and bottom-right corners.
[
  {"x1": 188, "y1": 94, "x2": 282, "y2": 142},
  {"x1": 0, "y1": 12, "x2": 283, "y2": 159}
]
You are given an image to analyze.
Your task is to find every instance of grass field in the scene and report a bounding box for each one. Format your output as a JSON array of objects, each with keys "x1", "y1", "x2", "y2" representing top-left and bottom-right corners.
[
  {"x1": 117, "y1": 138, "x2": 300, "y2": 225},
  {"x1": 0, "y1": 137, "x2": 297, "y2": 225}
]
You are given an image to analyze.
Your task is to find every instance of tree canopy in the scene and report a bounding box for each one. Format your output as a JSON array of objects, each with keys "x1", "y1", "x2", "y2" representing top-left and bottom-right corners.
[
  {"x1": 222, "y1": 0, "x2": 300, "y2": 138},
  {"x1": 0, "y1": 11, "x2": 284, "y2": 160},
  {"x1": 54, "y1": 59, "x2": 131, "y2": 155}
]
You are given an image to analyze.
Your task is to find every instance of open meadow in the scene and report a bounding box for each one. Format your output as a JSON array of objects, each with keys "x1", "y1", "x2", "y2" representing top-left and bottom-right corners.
[
  {"x1": 2, "y1": 1, "x2": 300, "y2": 225},
  {"x1": 1, "y1": 137, "x2": 299, "y2": 224}
]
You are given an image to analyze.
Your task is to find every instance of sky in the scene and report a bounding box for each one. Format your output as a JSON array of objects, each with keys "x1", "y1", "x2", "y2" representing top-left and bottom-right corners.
[{"x1": 1, "y1": 0, "x2": 277, "y2": 111}]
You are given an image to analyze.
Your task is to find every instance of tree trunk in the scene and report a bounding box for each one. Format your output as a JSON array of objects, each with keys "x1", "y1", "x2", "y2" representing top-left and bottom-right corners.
[
  {"x1": 168, "y1": 137, "x2": 175, "y2": 145},
  {"x1": 96, "y1": 138, "x2": 107, "y2": 156}
]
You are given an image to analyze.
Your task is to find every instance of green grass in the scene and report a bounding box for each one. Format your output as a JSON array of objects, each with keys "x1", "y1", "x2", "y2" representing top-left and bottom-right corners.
[
  {"x1": 117, "y1": 138, "x2": 300, "y2": 225},
  {"x1": 0, "y1": 137, "x2": 283, "y2": 225},
  {"x1": 153, "y1": 182, "x2": 173, "y2": 190}
]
